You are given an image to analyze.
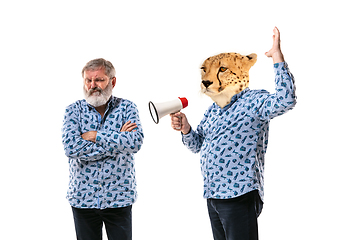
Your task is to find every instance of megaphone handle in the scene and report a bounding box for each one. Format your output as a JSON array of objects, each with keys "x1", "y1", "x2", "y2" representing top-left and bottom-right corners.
[{"x1": 175, "y1": 115, "x2": 182, "y2": 130}]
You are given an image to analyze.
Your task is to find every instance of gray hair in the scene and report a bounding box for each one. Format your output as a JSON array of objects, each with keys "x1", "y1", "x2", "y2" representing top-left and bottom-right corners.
[{"x1": 82, "y1": 58, "x2": 116, "y2": 80}]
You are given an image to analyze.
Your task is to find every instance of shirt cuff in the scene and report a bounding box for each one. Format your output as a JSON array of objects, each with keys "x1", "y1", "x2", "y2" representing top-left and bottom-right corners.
[
  {"x1": 95, "y1": 130, "x2": 108, "y2": 146},
  {"x1": 181, "y1": 129, "x2": 194, "y2": 142},
  {"x1": 274, "y1": 61, "x2": 287, "y2": 70}
]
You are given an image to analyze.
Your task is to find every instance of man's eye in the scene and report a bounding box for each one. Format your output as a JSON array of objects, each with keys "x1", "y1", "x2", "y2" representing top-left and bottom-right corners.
[
  {"x1": 220, "y1": 67, "x2": 227, "y2": 72},
  {"x1": 95, "y1": 79, "x2": 105, "y2": 82}
]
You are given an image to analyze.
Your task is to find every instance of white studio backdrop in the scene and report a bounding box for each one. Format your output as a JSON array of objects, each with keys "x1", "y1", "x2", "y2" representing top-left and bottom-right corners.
[{"x1": 1, "y1": 1, "x2": 338, "y2": 239}]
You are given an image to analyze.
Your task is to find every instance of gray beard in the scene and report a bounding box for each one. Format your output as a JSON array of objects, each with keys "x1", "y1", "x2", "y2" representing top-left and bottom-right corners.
[{"x1": 83, "y1": 82, "x2": 113, "y2": 107}]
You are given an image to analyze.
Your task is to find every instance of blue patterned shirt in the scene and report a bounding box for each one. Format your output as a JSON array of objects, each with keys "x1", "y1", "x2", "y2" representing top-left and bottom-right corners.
[
  {"x1": 62, "y1": 96, "x2": 144, "y2": 209},
  {"x1": 182, "y1": 62, "x2": 296, "y2": 201}
]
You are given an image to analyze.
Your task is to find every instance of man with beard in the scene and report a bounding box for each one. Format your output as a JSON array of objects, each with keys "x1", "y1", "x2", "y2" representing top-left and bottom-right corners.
[{"x1": 62, "y1": 58, "x2": 144, "y2": 240}]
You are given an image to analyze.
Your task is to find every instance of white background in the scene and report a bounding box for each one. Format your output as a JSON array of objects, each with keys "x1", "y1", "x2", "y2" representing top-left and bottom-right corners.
[{"x1": 1, "y1": 0, "x2": 338, "y2": 239}]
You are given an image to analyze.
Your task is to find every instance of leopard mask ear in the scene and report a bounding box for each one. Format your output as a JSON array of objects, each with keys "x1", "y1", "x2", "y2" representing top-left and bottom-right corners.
[{"x1": 243, "y1": 53, "x2": 257, "y2": 70}]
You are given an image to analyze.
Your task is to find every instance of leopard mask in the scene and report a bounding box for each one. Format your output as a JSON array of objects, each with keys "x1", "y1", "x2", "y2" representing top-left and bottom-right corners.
[{"x1": 200, "y1": 52, "x2": 257, "y2": 108}]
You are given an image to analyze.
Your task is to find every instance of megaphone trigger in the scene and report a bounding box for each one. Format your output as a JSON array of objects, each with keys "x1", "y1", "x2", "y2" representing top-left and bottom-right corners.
[{"x1": 148, "y1": 97, "x2": 188, "y2": 124}]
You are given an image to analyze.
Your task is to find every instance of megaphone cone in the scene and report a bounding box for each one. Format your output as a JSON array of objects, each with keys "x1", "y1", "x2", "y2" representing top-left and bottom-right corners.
[{"x1": 149, "y1": 97, "x2": 188, "y2": 124}]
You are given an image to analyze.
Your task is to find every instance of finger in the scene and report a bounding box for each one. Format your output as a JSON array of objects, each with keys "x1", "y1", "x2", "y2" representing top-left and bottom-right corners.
[
  {"x1": 170, "y1": 114, "x2": 176, "y2": 121},
  {"x1": 172, "y1": 112, "x2": 183, "y2": 118},
  {"x1": 128, "y1": 124, "x2": 138, "y2": 131},
  {"x1": 274, "y1": 26, "x2": 280, "y2": 35},
  {"x1": 124, "y1": 123, "x2": 136, "y2": 129},
  {"x1": 121, "y1": 121, "x2": 135, "y2": 131},
  {"x1": 171, "y1": 118, "x2": 181, "y2": 127},
  {"x1": 171, "y1": 114, "x2": 181, "y2": 122},
  {"x1": 122, "y1": 121, "x2": 132, "y2": 127},
  {"x1": 273, "y1": 27, "x2": 280, "y2": 44},
  {"x1": 173, "y1": 115, "x2": 181, "y2": 121},
  {"x1": 125, "y1": 124, "x2": 138, "y2": 132},
  {"x1": 172, "y1": 119, "x2": 182, "y2": 128},
  {"x1": 122, "y1": 127, "x2": 136, "y2": 132},
  {"x1": 171, "y1": 124, "x2": 182, "y2": 131},
  {"x1": 172, "y1": 117, "x2": 183, "y2": 129}
]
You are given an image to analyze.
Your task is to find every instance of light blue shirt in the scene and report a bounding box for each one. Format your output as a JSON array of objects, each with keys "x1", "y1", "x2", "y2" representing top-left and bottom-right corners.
[
  {"x1": 182, "y1": 62, "x2": 296, "y2": 201},
  {"x1": 62, "y1": 97, "x2": 144, "y2": 209}
]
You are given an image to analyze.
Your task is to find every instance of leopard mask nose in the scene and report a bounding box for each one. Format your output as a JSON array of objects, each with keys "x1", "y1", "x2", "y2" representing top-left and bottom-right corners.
[{"x1": 202, "y1": 80, "x2": 213, "y2": 88}]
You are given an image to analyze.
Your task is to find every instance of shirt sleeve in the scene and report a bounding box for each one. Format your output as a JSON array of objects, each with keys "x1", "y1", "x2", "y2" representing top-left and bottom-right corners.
[
  {"x1": 181, "y1": 107, "x2": 210, "y2": 154},
  {"x1": 95, "y1": 101, "x2": 144, "y2": 155},
  {"x1": 62, "y1": 103, "x2": 107, "y2": 161},
  {"x1": 255, "y1": 62, "x2": 297, "y2": 120}
]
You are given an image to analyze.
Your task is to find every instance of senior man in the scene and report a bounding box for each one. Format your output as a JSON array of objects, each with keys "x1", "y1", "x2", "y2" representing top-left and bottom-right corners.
[{"x1": 62, "y1": 58, "x2": 144, "y2": 240}]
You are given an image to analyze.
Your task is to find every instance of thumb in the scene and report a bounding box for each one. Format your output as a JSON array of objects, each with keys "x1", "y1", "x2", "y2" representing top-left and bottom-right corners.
[
  {"x1": 265, "y1": 49, "x2": 273, "y2": 58},
  {"x1": 172, "y1": 111, "x2": 182, "y2": 117}
]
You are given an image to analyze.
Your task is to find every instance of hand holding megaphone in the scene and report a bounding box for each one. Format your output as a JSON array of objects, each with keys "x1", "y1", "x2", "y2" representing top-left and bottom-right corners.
[
  {"x1": 170, "y1": 112, "x2": 191, "y2": 134},
  {"x1": 148, "y1": 97, "x2": 188, "y2": 129}
]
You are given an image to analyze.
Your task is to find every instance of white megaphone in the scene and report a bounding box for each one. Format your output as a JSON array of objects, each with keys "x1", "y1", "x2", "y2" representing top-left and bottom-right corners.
[{"x1": 148, "y1": 97, "x2": 188, "y2": 124}]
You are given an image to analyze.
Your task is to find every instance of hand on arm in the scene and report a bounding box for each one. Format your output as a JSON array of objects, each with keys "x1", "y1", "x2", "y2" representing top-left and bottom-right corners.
[
  {"x1": 62, "y1": 106, "x2": 106, "y2": 161},
  {"x1": 120, "y1": 121, "x2": 138, "y2": 132},
  {"x1": 265, "y1": 27, "x2": 285, "y2": 63},
  {"x1": 95, "y1": 101, "x2": 144, "y2": 155},
  {"x1": 81, "y1": 131, "x2": 97, "y2": 142}
]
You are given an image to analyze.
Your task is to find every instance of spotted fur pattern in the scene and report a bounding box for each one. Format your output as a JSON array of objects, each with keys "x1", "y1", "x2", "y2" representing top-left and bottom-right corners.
[{"x1": 201, "y1": 52, "x2": 257, "y2": 108}]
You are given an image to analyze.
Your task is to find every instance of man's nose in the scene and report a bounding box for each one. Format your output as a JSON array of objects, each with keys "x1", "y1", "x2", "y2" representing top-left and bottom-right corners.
[{"x1": 90, "y1": 80, "x2": 97, "y2": 89}]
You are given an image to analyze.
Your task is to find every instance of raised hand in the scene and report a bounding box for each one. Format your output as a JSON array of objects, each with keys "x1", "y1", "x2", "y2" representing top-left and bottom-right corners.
[{"x1": 265, "y1": 27, "x2": 285, "y2": 63}]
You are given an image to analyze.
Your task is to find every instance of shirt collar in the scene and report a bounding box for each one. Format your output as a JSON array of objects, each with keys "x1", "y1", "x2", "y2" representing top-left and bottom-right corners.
[
  {"x1": 230, "y1": 88, "x2": 249, "y2": 103},
  {"x1": 214, "y1": 88, "x2": 250, "y2": 112},
  {"x1": 106, "y1": 96, "x2": 115, "y2": 108}
]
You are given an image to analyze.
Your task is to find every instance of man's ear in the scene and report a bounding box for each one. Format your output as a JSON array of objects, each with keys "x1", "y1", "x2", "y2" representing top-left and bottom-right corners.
[{"x1": 112, "y1": 77, "x2": 117, "y2": 88}]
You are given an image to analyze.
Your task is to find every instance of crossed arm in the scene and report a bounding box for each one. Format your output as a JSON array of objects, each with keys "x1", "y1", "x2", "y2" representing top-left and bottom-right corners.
[
  {"x1": 62, "y1": 101, "x2": 143, "y2": 161},
  {"x1": 81, "y1": 121, "x2": 137, "y2": 142}
]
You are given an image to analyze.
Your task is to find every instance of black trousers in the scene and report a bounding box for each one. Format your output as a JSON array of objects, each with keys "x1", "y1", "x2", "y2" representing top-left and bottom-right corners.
[
  {"x1": 207, "y1": 190, "x2": 263, "y2": 240},
  {"x1": 71, "y1": 205, "x2": 132, "y2": 240}
]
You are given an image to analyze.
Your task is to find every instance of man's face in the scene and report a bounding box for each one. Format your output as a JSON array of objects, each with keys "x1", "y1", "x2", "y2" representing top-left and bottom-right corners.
[{"x1": 83, "y1": 68, "x2": 116, "y2": 107}]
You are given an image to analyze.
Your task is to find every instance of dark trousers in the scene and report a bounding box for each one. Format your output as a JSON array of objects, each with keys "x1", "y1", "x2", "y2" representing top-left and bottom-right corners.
[
  {"x1": 207, "y1": 190, "x2": 263, "y2": 240},
  {"x1": 71, "y1": 205, "x2": 132, "y2": 240}
]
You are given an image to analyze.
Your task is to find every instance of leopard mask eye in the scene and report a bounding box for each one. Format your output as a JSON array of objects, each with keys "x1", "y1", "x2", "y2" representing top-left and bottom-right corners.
[{"x1": 219, "y1": 67, "x2": 227, "y2": 72}]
